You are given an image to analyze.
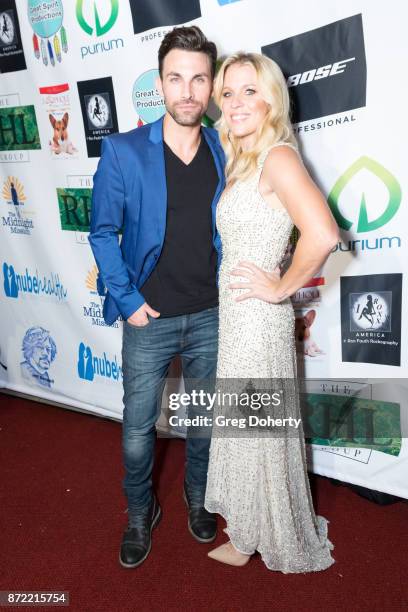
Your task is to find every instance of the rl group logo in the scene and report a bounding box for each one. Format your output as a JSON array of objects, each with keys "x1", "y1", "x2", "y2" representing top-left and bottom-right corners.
[
  {"x1": 57, "y1": 187, "x2": 92, "y2": 232},
  {"x1": 77, "y1": 342, "x2": 122, "y2": 382},
  {"x1": 262, "y1": 14, "x2": 366, "y2": 124},
  {"x1": 340, "y1": 274, "x2": 402, "y2": 366},
  {"x1": 20, "y1": 326, "x2": 57, "y2": 389},
  {"x1": 328, "y1": 157, "x2": 402, "y2": 253},
  {"x1": 0, "y1": 105, "x2": 41, "y2": 152},
  {"x1": 76, "y1": 0, "x2": 124, "y2": 60}
]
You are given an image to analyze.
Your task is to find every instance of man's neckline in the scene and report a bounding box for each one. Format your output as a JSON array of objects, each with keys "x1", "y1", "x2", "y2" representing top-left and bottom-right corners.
[{"x1": 163, "y1": 136, "x2": 203, "y2": 167}]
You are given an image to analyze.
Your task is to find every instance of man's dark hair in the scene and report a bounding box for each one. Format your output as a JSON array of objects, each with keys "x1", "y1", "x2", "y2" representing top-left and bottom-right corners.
[{"x1": 158, "y1": 26, "x2": 217, "y2": 79}]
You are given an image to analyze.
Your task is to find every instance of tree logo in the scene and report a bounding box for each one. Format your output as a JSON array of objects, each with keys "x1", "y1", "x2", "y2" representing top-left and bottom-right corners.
[
  {"x1": 328, "y1": 157, "x2": 401, "y2": 233},
  {"x1": 76, "y1": 0, "x2": 119, "y2": 37}
]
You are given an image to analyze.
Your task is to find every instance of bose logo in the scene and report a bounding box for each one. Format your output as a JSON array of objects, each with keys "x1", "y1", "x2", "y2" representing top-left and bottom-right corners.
[{"x1": 287, "y1": 57, "x2": 356, "y2": 87}]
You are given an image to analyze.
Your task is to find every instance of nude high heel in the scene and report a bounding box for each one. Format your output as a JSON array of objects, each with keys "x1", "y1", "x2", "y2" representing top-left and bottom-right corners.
[{"x1": 207, "y1": 541, "x2": 252, "y2": 567}]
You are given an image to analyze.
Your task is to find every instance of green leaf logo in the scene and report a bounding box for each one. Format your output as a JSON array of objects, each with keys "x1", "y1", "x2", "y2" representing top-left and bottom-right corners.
[
  {"x1": 76, "y1": 0, "x2": 119, "y2": 37},
  {"x1": 328, "y1": 156, "x2": 401, "y2": 232}
]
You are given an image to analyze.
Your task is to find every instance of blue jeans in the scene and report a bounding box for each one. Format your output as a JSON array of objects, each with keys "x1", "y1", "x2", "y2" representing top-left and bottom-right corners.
[{"x1": 121, "y1": 306, "x2": 218, "y2": 519}]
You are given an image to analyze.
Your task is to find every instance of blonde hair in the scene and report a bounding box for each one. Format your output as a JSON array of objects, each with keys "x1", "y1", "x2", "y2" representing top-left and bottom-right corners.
[{"x1": 213, "y1": 52, "x2": 297, "y2": 185}]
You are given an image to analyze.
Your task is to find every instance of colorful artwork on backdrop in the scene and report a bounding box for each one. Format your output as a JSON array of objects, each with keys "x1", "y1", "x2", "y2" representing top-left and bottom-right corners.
[
  {"x1": 0, "y1": 0, "x2": 27, "y2": 73},
  {"x1": 39, "y1": 84, "x2": 79, "y2": 158},
  {"x1": 27, "y1": 0, "x2": 68, "y2": 66}
]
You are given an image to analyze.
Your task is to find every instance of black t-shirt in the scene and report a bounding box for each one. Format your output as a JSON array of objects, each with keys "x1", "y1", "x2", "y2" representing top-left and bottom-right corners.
[{"x1": 140, "y1": 136, "x2": 219, "y2": 317}]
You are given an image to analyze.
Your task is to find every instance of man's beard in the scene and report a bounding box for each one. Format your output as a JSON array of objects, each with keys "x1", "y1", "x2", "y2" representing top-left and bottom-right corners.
[{"x1": 166, "y1": 100, "x2": 205, "y2": 127}]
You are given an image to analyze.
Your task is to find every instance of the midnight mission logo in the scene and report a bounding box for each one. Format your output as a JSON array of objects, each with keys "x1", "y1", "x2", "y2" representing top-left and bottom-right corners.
[
  {"x1": 84, "y1": 263, "x2": 121, "y2": 329},
  {"x1": 1, "y1": 175, "x2": 35, "y2": 235},
  {"x1": 262, "y1": 14, "x2": 367, "y2": 132},
  {"x1": 340, "y1": 274, "x2": 402, "y2": 366}
]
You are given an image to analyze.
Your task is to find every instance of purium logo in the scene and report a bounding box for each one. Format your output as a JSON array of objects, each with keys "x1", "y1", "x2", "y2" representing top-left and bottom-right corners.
[
  {"x1": 76, "y1": 0, "x2": 119, "y2": 36},
  {"x1": 76, "y1": 0, "x2": 122, "y2": 60},
  {"x1": 328, "y1": 157, "x2": 401, "y2": 233}
]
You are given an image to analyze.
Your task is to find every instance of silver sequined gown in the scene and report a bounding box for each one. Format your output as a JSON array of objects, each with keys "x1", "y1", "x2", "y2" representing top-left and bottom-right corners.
[{"x1": 204, "y1": 144, "x2": 335, "y2": 573}]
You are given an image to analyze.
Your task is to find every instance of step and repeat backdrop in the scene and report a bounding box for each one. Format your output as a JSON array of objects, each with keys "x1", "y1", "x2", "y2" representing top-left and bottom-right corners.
[{"x1": 0, "y1": 0, "x2": 407, "y2": 498}]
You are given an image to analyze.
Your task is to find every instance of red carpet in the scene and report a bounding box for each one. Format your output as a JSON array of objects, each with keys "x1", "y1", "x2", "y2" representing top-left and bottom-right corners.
[{"x1": 0, "y1": 393, "x2": 407, "y2": 611}]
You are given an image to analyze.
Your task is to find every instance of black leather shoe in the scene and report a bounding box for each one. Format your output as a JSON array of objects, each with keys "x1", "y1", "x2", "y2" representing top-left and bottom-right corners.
[
  {"x1": 183, "y1": 482, "x2": 217, "y2": 543},
  {"x1": 119, "y1": 494, "x2": 161, "y2": 568}
]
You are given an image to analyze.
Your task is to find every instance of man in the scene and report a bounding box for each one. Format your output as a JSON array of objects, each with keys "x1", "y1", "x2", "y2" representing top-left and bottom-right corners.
[{"x1": 89, "y1": 26, "x2": 225, "y2": 569}]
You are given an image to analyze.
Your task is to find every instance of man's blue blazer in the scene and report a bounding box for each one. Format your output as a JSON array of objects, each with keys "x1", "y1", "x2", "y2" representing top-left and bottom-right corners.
[{"x1": 89, "y1": 115, "x2": 226, "y2": 326}]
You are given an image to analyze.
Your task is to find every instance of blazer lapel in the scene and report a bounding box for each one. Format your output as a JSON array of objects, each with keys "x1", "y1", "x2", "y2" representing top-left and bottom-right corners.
[{"x1": 146, "y1": 117, "x2": 167, "y2": 242}]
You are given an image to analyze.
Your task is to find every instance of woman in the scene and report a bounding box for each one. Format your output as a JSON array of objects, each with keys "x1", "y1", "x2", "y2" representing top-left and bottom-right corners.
[{"x1": 204, "y1": 53, "x2": 339, "y2": 572}]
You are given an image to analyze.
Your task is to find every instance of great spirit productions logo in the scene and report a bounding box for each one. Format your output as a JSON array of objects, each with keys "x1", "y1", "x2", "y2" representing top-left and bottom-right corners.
[
  {"x1": 129, "y1": 0, "x2": 201, "y2": 36},
  {"x1": 329, "y1": 157, "x2": 402, "y2": 254},
  {"x1": 77, "y1": 77, "x2": 118, "y2": 157},
  {"x1": 76, "y1": 0, "x2": 124, "y2": 60},
  {"x1": 27, "y1": 0, "x2": 68, "y2": 66},
  {"x1": 0, "y1": 1, "x2": 26, "y2": 73},
  {"x1": 262, "y1": 14, "x2": 366, "y2": 128},
  {"x1": 340, "y1": 274, "x2": 402, "y2": 366},
  {"x1": 1, "y1": 176, "x2": 34, "y2": 235},
  {"x1": 132, "y1": 69, "x2": 165, "y2": 126}
]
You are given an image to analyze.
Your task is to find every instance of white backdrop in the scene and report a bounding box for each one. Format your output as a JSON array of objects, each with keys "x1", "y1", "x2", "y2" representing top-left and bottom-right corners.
[{"x1": 0, "y1": 0, "x2": 406, "y2": 498}]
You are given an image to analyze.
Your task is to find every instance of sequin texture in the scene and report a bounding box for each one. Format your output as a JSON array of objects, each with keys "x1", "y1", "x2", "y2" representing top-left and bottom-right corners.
[{"x1": 204, "y1": 143, "x2": 335, "y2": 573}]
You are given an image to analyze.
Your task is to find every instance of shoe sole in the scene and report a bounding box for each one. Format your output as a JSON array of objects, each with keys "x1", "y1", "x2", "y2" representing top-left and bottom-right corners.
[
  {"x1": 183, "y1": 490, "x2": 217, "y2": 544},
  {"x1": 119, "y1": 504, "x2": 162, "y2": 569}
]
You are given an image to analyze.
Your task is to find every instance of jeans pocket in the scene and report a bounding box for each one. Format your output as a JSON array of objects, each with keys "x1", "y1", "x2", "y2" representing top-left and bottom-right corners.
[{"x1": 125, "y1": 316, "x2": 151, "y2": 330}]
